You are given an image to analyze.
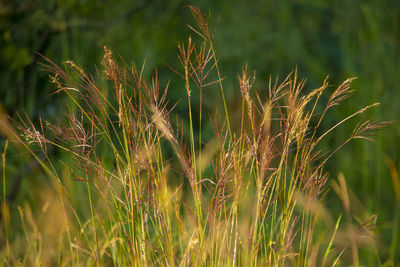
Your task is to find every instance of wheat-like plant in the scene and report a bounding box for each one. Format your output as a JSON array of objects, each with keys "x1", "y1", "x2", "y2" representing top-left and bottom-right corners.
[{"x1": 2, "y1": 6, "x2": 388, "y2": 266}]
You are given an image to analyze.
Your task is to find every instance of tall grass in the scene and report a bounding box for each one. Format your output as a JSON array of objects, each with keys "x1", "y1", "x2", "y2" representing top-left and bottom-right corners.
[{"x1": 1, "y1": 7, "x2": 388, "y2": 266}]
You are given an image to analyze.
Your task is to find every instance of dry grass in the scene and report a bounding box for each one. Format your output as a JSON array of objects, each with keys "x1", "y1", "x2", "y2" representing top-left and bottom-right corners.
[{"x1": 0, "y1": 7, "x2": 388, "y2": 266}]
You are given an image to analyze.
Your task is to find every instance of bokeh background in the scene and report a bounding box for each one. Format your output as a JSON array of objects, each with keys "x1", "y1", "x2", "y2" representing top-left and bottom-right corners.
[{"x1": 1, "y1": 0, "x2": 399, "y2": 263}]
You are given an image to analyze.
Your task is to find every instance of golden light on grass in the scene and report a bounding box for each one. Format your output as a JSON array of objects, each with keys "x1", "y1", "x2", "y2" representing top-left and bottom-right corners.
[{"x1": 1, "y1": 7, "x2": 389, "y2": 267}]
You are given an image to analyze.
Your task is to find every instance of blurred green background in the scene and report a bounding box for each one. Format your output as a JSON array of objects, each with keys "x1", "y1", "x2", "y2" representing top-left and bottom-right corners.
[{"x1": 1, "y1": 0, "x2": 399, "y2": 264}]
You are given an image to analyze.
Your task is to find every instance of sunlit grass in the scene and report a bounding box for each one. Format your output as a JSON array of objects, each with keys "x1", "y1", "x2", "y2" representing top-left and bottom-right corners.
[{"x1": 0, "y1": 7, "x2": 390, "y2": 266}]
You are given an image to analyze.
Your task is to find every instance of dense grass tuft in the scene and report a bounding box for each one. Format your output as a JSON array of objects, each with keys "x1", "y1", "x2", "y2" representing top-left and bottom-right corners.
[{"x1": 1, "y1": 7, "x2": 389, "y2": 266}]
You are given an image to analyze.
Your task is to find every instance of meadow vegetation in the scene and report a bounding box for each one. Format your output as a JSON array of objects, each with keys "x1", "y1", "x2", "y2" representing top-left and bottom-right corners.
[{"x1": 0, "y1": 6, "x2": 396, "y2": 266}]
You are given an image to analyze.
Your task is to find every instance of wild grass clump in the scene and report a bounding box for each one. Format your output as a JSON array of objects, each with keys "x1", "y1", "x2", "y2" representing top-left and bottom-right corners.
[{"x1": 1, "y1": 6, "x2": 388, "y2": 266}]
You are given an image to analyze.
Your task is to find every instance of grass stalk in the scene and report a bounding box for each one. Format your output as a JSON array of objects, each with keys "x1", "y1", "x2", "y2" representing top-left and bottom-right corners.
[{"x1": 4, "y1": 6, "x2": 388, "y2": 266}]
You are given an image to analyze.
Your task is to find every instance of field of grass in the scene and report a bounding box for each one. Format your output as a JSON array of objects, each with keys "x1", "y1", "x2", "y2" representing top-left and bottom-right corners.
[{"x1": 0, "y1": 7, "x2": 398, "y2": 266}]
